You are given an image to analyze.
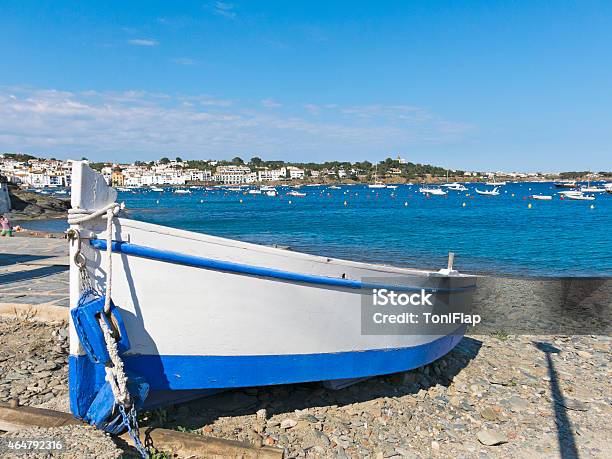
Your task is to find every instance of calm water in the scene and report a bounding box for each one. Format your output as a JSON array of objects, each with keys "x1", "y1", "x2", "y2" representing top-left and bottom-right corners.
[{"x1": 20, "y1": 182, "x2": 612, "y2": 277}]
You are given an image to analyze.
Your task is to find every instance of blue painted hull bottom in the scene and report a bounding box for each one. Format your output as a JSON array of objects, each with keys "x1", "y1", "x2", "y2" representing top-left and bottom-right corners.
[{"x1": 70, "y1": 328, "x2": 465, "y2": 418}]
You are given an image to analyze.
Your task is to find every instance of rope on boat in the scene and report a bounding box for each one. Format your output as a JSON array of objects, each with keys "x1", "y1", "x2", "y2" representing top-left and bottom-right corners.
[{"x1": 68, "y1": 202, "x2": 123, "y2": 314}]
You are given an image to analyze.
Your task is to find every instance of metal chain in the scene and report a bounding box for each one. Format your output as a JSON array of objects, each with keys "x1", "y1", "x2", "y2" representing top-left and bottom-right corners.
[{"x1": 119, "y1": 404, "x2": 148, "y2": 458}]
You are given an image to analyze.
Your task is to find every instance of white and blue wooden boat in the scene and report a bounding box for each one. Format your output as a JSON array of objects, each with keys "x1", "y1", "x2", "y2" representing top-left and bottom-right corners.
[{"x1": 68, "y1": 162, "x2": 476, "y2": 431}]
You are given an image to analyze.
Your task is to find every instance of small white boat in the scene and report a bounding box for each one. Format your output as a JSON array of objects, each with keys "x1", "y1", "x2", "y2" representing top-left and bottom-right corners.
[
  {"x1": 227, "y1": 187, "x2": 242, "y2": 192},
  {"x1": 565, "y1": 192, "x2": 595, "y2": 201},
  {"x1": 386, "y1": 185, "x2": 398, "y2": 189},
  {"x1": 66, "y1": 162, "x2": 476, "y2": 436},
  {"x1": 419, "y1": 186, "x2": 447, "y2": 196},
  {"x1": 116, "y1": 187, "x2": 130, "y2": 192},
  {"x1": 265, "y1": 190, "x2": 278, "y2": 197},
  {"x1": 150, "y1": 187, "x2": 164, "y2": 192},
  {"x1": 329, "y1": 185, "x2": 342, "y2": 190},
  {"x1": 580, "y1": 181, "x2": 606, "y2": 193},
  {"x1": 475, "y1": 187, "x2": 500, "y2": 196},
  {"x1": 557, "y1": 190, "x2": 581, "y2": 196},
  {"x1": 605, "y1": 183, "x2": 612, "y2": 194},
  {"x1": 554, "y1": 180, "x2": 577, "y2": 188},
  {"x1": 287, "y1": 190, "x2": 306, "y2": 197},
  {"x1": 174, "y1": 189, "x2": 191, "y2": 194},
  {"x1": 531, "y1": 195, "x2": 553, "y2": 200},
  {"x1": 368, "y1": 165, "x2": 386, "y2": 188},
  {"x1": 248, "y1": 189, "x2": 262, "y2": 195},
  {"x1": 442, "y1": 183, "x2": 468, "y2": 192},
  {"x1": 485, "y1": 176, "x2": 506, "y2": 186}
]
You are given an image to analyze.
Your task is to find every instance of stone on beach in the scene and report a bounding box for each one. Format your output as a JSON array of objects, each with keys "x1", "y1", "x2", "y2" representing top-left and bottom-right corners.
[{"x1": 477, "y1": 429, "x2": 509, "y2": 446}]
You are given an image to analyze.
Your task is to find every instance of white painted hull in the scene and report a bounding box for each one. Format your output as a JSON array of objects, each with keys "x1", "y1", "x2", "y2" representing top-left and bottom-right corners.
[{"x1": 68, "y1": 162, "x2": 475, "y2": 416}]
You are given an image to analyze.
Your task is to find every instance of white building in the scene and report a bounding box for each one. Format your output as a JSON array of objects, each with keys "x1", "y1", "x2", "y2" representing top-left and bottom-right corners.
[
  {"x1": 258, "y1": 168, "x2": 286, "y2": 182},
  {"x1": 286, "y1": 166, "x2": 305, "y2": 180},
  {"x1": 215, "y1": 165, "x2": 252, "y2": 185}
]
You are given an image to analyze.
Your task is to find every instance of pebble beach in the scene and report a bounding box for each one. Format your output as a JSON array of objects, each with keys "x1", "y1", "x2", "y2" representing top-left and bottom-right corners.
[{"x1": 0, "y1": 235, "x2": 610, "y2": 458}]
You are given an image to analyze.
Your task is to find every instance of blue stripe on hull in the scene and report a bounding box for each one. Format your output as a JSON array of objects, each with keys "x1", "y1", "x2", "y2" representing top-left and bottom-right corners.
[{"x1": 70, "y1": 330, "x2": 464, "y2": 416}]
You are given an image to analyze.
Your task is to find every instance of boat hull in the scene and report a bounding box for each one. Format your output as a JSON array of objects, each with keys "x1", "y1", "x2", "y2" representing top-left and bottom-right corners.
[{"x1": 68, "y1": 162, "x2": 476, "y2": 416}]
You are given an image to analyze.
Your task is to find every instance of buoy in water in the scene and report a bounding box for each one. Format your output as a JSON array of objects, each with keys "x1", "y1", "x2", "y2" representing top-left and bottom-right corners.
[
  {"x1": 288, "y1": 200, "x2": 292, "y2": 204},
  {"x1": 590, "y1": 204, "x2": 595, "y2": 209},
  {"x1": 528, "y1": 203, "x2": 532, "y2": 209},
  {"x1": 462, "y1": 202, "x2": 466, "y2": 207},
  {"x1": 511, "y1": 193, "x2": 515, "y2": 197},
  {"x1": 404, "y1": 202, "x2": 408, "y2": 206},
  {"x1": 344, "y1": 201, "x2": 348, "y2": 206},
  {"x1": 156, "y1": 200, "x2": 159, "y2": 204},
  {"x1": 239, "y1": 199, "x2": 243, "y2": 203}
]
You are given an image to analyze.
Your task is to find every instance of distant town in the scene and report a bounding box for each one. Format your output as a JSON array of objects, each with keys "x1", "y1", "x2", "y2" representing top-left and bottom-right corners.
[{"x1": 0, "y1": 152, "x2": 609, "y2": 188}]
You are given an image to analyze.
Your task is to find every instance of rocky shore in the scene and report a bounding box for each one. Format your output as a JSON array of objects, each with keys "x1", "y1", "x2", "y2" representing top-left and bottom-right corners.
[
  {"x1": 6, "y1": 186, "x2": 70, "y2": 220},
  {"x1": 1, "y1": 316, "x2": 609, "y2": 458},
  {"x1": 0, "y1": 236, "x2": 610, "y2": 458}
]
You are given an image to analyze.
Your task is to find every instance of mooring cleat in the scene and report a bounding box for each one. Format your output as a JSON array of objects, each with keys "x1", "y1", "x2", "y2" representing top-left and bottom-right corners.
[{"x1": 71, "y1": 295, "x2": 131, "y2": 365}]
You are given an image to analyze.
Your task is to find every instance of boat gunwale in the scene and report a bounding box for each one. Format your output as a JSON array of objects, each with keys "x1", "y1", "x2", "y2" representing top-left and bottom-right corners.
[{"x1": 110, "y1": 217, "x2": 475, "y2": 279}]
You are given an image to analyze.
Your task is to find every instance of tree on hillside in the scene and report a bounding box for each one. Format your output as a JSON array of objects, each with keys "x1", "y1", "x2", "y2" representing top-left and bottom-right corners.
[
  {"x1": 159, "y1": 157, "x2": 170, "y2": 164},
  {"x1": 249, "y1": 156, "x2": 263, "y2": 167},
  {"x1": 176, "y1": 157, "x2": 183, "y2": 162},
  {"x1": 232, "y1": 156, "x2": 244, "y2": 165},
  {"x1": 4, "y1": 153, "x2": 36, "y2": 162}
]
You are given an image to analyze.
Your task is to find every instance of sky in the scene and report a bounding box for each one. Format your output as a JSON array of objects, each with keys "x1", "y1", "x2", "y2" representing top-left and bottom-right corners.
[{"x1": 0, "y1": 1, "x2": 611, "y2": 171}]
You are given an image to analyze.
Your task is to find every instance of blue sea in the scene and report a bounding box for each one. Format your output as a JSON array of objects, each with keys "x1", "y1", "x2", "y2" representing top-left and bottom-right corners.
[{"x1": 21, "y1": 182, "x2": 612, "y2": 277}]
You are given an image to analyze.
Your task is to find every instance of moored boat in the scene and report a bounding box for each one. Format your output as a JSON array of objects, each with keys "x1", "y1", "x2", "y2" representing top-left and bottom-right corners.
[
  {"x1": 442, "y1": 182, "x2": 468, "y2": 191},
  {"x1": 368, "y1": 165, "x2": 386, "y2": 188},
  {"x1": 475, "y1": 187, "x2": 500, "y2": 196},
  {"x1": 580, "y1": 181, "x2": 606, "y2": 193},
  {"x1": 531, "y1": 195, "x2": 553, "y2": 200},
  {"x1": 554, "y1": 180, "x2": 577, "y2": 188},
  {"x1": 419, "y1": 186, "x2": 447, "y2": 196},
  {"x1": 67, "y1": 162, "x2": 476, "y2": 436},
  {"x1": 564, "y1": 192, "x2": 595, "y2": 201}
]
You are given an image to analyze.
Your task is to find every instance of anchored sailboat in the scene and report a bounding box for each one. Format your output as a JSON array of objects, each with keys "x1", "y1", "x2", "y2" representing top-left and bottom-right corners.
[{"x1": 368, "y1": 165, "x2": 386, "y2": 189}]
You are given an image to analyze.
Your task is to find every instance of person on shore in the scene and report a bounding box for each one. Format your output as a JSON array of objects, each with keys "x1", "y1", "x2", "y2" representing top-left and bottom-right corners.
[{"x1": 1, "y1": 214, "x2": 13, "y2": 237}]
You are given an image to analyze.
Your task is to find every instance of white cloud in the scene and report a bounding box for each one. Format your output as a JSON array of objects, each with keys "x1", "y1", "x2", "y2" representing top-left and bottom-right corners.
[
  {"x1": 173, "y1": 57, "x2": 196, "y2": 66},
  {"x1": 0, "y1": 86, "x2": 473, "y2": 161},
  {"x1": 261, "y1": 98, "x2": 282, "y2": 108},
  {"x1": 213, "y1": 2, "x2": 236, "y2": 20},
  {"x1": 127, "y1": 38, "x2": 159, "y2": 47}
]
